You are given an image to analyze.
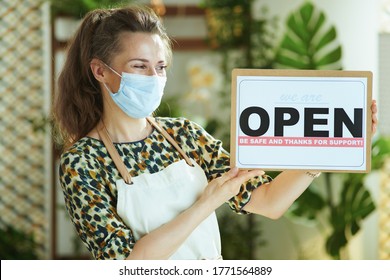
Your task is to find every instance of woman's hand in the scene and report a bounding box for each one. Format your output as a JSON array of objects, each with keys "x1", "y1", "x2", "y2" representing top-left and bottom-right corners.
[
  {"x1": 128, "y1": 167, "x2": 264, "y2": 260},
  {"x1": 199, "y1": 168, "x2": 264, "y2": 210},
  {"x1": 371, "y1": 99, "x2": 378, "y2": 135}
]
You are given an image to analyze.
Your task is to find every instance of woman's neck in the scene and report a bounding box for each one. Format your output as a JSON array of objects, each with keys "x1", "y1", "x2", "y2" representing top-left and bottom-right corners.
[{"x1": 101, "y1": 112, "x2": 152, "y2": 143}]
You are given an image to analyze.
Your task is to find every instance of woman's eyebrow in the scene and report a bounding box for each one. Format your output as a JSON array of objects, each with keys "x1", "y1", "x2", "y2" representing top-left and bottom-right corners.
[
  {"x1": 128, "y1": 58, "x2": 148, "y2": 62},
  {"x1": 128, "y1": 58, "x2": 166, "y2": 64}
]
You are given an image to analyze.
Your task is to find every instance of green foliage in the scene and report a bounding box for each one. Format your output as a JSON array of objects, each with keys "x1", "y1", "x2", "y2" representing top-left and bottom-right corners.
[
  {"x1": 325, "y1": 173, "x2": 375, "y2": 259},
  {"x1": 0, "y1": 222, "x2": 38, "y2": 259},
  {"x1": 200, "y1": 0, "x2": 253, "y2": 9},
  {"x1": 371, "y1": 136, "x2": 390, "y2": 169},
  {"x1": 274, "y1": 2, "x2": 342, "y2": 70},
  {"x1": 288, "y1": 171, "x2": 376, "y2": 259},
  {"x1": 200, "y1": 0, "x2": 251, "y2": 50},
  {"x1": 201, "y1": 0, "x2": 276, "y2": 70},
  {"x1": 48, "y1": 0, "x2": 129, "y2": 18},
  {"x1": 155, "y1": 96, "x2": 183, "y2": 118},
  {"x1": 287, "y1": 135, "x2": 390, "y2": 259},
  {"x1": 218, "y1": 208, "x2": 266, "y2": 260},
  {"x1": 287, "y1": 182, "x2": 325, "y2": 221}
]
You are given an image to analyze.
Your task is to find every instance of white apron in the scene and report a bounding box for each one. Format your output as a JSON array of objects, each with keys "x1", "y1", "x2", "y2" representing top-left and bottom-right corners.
[{"x1": 97, "y1": 117, "x2": 221, "y2": 260}]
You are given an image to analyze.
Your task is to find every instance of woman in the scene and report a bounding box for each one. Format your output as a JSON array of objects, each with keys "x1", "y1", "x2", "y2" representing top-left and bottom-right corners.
[{"x1": 53, "y1": 5, "x2": 378, "y2": 260}]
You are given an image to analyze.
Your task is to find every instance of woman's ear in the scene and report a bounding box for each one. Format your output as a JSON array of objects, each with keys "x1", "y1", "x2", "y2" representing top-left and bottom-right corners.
[{"x1": 90, "y1": 58, "x2": 107, "y2": 83}]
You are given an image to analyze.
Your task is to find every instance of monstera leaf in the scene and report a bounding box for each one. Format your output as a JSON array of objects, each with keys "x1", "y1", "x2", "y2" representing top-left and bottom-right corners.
[
  {"x1": 325, "y1": 173, "x2": 375, "y2": 259},
  {"x1": 274, "y1": 2, "x2": 342, "y2": 70},
  {"x1": 371, "y1": 136, "x2": 390, "y2": 170},
  {"x1": 286, "y1": 182, "x2": 325, "y2": 222}
]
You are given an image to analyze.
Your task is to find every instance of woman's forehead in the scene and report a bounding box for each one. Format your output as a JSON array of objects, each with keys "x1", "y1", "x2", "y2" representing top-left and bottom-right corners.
[{"x1": 116, "y1": 32, "x2": 166, "y2": 59}]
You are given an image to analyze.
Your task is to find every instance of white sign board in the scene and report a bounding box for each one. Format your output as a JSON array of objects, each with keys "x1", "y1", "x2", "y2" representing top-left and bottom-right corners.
[{"x1": 231, "y1": 69, "x2": 372, "y2": 172}]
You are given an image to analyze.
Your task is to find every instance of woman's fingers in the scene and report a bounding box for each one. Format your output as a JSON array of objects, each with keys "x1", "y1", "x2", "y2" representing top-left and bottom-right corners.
[
  {"x1": 218, "y1": 168, "x2": 264, "y2": 185},
  {"x1": 202, "y1": 168, "x2": 265, "y2": 209},
  {"x1": 230, "y1": 169, "x2": 265, "y2": 186},
  {"x1": 371, "y1": 100, "x2": 378, "y2": 134},
  {"x1": 219, "y1": 169, "x2": 264, "y2": 196}
]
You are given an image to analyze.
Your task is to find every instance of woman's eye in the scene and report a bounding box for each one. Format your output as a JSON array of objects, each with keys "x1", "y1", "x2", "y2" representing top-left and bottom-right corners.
[
  {"x1": 156, "y1": 65, "x2": 167, "y2": 71},
  {"x1": 133, "y1": 65, "x2": 146, "y2": 69}
]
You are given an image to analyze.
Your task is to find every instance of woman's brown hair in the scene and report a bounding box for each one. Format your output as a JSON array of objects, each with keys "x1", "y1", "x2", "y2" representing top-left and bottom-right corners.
[{"x1": 52, "y1": 5, "x2": 172, "y2": 149}]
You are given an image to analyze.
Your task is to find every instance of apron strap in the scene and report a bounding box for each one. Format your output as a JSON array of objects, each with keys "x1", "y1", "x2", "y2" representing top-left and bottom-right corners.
[
  {"x1": 97, "y1": 122, "x2": 133, "y2": 185},
  {"x1": 97, "y1": 117, "x2": 194, "y2": 184},
  {"x1": 146, "y1": 117, "x2": 194, "y2": 167}
]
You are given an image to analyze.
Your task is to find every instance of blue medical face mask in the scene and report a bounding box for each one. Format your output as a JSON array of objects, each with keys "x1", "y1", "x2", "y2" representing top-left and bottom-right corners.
[{"x1": 103, "y1": 64, "x2": 167, "y2": 119}]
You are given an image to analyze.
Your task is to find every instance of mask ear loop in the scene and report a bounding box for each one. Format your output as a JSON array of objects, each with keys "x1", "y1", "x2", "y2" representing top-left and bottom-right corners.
[
  {"x1": 101, "y1": 61, "x2": 122, "y2": 95},
  {"x1": 102, "y1": 82, "x2": 115, "y2": 95},
  {"x1": 101, "y1": 61, "x2": 122, "y2": 77}
]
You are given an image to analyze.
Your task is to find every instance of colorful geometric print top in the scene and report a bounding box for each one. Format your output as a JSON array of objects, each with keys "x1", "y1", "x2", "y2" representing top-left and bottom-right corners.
[{"x1": 59, "y1": 117, "x2": 272, "y2": 260}]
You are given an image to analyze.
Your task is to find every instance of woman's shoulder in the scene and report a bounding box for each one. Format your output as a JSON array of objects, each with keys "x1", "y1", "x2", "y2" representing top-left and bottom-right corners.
[
  {"x1": 155, "y1": 116, "x2": 205, "y2": 133},
  {"x1": 155, "y1": 116, "x2": 189, "y2": 126},
  {"x1": 60, "y1": 137, "x2": 104, "y2": 164}
]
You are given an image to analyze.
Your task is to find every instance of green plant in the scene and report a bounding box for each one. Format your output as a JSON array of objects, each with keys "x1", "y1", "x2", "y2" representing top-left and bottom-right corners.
[
  {"x1": 274, "y1": 1, "x2": 342, "y2": 70},
  {"x1": 217, "y1": 207, "x2": 266, "y2": 260},
  {"x1": 48, "y1": 0, "x2": 128, "y2": 18},
  {"x1": 155, "y1": 96, "x2": 183, "y2": 118},
  {"x1": 200, "y1": 0, "x2": 277, "y2": 150},
  {"x1": 201, "y1": 0, "x2": 276, "y2": 72},
  {"x1": 0, "y1": 222, "x2": 38, "y2": 259},
  {"x1": 371, "y1": 136, "x2": 390, "y2": 169},
  {"x1": 288, "y1": 137, "x2": 389, "y2": 259},
  {"x1": 275, "y1": 2, "x2": 378, "y2": 259}
]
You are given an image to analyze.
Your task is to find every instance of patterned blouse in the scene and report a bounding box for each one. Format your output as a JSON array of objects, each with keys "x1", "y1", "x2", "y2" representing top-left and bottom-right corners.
[{"x1": 59, "y1": 117, "x2": 272, "y2": 260}]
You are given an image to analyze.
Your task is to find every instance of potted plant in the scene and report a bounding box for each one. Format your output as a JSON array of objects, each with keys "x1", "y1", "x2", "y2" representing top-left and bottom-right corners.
[{"x1": 0, "y1": 222, "x2": 38, "y2": 259}]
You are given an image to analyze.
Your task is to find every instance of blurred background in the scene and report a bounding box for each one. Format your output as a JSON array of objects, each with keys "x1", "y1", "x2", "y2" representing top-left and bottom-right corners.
[{"x1": 1, "y1": 0, "x2": 390, "y2": 260}]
